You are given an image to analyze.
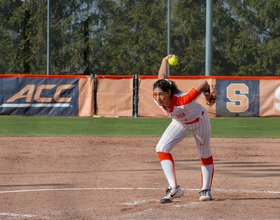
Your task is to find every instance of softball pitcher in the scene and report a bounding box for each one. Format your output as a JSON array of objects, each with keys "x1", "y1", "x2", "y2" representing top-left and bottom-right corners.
[{"x1": 153, "y1": 54, "x2": 218, "y2": 203}]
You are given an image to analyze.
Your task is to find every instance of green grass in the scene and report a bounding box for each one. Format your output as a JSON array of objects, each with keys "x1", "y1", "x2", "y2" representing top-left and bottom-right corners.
[
  {"x1": 210, "y1": 117, "x2": 280, "y2": 138},
  {"x1": 0, "y1": 116, "x2": 279, "y2": 138}
]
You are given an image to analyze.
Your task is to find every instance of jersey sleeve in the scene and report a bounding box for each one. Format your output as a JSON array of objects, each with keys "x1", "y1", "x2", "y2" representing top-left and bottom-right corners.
[{"x1": 174, "y1": 88, "x2": 200, "y2": 106}]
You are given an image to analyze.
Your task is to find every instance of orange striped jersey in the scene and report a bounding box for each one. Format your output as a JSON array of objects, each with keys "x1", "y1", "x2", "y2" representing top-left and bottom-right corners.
[{"x1": 153, "y1": 88, "x2": 204, "y2": 124}]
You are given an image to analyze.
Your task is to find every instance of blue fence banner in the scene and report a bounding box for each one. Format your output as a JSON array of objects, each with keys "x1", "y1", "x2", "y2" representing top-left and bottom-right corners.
[
  {"x1": 0, "y1": 77, "x2": 79, "y2": 116},
  {"x1": 216, "y1": 79, "x2": 260, "y2": 117}
]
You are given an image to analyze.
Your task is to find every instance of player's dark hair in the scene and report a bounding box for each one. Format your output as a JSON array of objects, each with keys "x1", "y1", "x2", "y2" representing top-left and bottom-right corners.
[{"x1": 153, "y1": 79, "x2": 181, "y2": 96}]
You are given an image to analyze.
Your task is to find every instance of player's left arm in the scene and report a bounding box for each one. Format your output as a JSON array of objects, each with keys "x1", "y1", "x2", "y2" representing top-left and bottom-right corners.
[
  {"x1": 194, "y1": 80, "x2": 218, "y2": 106},
  {"x1": 194, "y1": 80, "x2": 210, "y2": 95}
]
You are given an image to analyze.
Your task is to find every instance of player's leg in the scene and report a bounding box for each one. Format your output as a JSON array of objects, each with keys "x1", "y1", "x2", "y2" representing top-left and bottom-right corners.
[
  {"x1": 200, "y1": 155, "x2": 214, "y2": 201},
  {"x1": 156, "y1": 119, "x2": 190, "y2": 203},
  {"x1": 193, "y1": 111, "x2": 214, "y2": 201}
]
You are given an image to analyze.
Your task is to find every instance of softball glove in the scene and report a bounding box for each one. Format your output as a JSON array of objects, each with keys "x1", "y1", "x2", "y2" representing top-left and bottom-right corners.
[{"x1": 206, "y1": 85, "x2": 218, "y2": 106}]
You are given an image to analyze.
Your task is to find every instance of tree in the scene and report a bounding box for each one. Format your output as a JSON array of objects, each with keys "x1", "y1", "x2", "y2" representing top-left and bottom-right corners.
[
  {"x1": 0, "y1": 0, "x2": 25, "y2": 74},
  {"x1": 171, "y1": 0, "x2": 206, "y2": 75},
  {"x1": 1, "y1": 0, "x2": 280, "y2": 76},
  {"x1": 91, "y1": 0, "x2": 167, "y2": 75},
  {"x1": 213, "y1": 0, "x2": 280, "y2": 76}
]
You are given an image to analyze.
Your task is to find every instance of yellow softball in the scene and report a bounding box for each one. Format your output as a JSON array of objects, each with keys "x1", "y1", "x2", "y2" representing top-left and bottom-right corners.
[{"x1": 168, "y1": 56, "x2": 178, "y2": 66}]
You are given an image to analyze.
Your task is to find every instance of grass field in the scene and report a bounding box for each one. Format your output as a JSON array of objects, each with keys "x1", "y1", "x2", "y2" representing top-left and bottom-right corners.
[{"x1": 0, "y1": 116, "x2": 279, "y2": 138}]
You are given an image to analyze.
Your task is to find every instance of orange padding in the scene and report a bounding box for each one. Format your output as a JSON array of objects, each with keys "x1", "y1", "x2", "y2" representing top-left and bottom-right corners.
[
  {"x1": 139, "y1": 75, "x2": 280, "y2": 80},
  {"x1": 0, "y1": 74, "x2": 87, "y2": 78},
  {"x1": 97, "y1": 75, "x2": 133, "y2": 79},
  {"x1": 201, "y1": 156, "x2": 213, "y2": 166},
  {"x1": 157, "y1": 152, "x2": 174, "y2": 162}
]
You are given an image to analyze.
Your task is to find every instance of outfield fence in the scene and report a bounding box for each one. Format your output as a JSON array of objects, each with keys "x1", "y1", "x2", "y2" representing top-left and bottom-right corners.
[{"x1": 0, "y1": 74, "x2": 279, "y2": 117}]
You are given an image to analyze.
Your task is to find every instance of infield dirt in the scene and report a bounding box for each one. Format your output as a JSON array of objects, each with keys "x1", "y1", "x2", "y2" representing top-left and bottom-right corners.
[{"x1": 0, "y1": 136, "x2": 279, "y2": 219}]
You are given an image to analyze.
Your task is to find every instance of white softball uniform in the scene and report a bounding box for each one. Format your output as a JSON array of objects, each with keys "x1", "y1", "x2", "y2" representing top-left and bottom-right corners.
[{"x1": 154, "y1": 88, "x2": 212, "y2": 159}]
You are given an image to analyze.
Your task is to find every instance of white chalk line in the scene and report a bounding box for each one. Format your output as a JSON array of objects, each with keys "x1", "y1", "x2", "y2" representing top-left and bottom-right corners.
[
  {"x1": 0, "y1": 187, "x2": 279, "y2": 194},
  {"x1": 0, "y1": 212, "x2": 37, "y2": 218}
]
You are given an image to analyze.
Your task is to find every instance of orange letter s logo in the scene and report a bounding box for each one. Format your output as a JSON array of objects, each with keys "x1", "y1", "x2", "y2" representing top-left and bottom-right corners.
[{"x1": 226, "y1": 83, "x2": 249, "y2": 113}]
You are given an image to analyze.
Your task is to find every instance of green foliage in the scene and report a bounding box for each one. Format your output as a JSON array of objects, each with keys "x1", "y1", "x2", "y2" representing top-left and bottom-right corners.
[
  {"x1": 172, "y1": 0, "x2": 206, "y2": 75},
  {"x1": 1, "y1": 0, "x2": 280, "y2": 76},
  {"x1": 95, "y1": 0, "x2": 167, "y2": 75},
  {"x1": 214, "y1": 0, "x2": 280, "y2": 76}
]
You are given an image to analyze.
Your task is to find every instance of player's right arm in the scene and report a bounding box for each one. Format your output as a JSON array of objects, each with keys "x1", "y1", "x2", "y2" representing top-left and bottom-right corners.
[{"x1": 158, "y1": 54, "x2": 178, "y2": 79}]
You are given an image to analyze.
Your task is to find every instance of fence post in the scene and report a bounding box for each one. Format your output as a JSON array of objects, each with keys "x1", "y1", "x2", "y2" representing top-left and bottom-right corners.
[
  {"x1": 94, "y1": 74, "x2": 97, "y2": 115},
  {"x1": 133, "y1": 74, "x2": 139, "y2": 117}
]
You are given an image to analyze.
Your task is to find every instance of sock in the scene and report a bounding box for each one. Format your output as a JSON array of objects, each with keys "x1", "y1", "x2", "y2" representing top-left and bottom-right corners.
[
  {"x1": 158, "y1": 152, "x2": 177, "y2": 189},
  {"x1": 201, "y1": 156, "x2": 214, "y2": 190}
]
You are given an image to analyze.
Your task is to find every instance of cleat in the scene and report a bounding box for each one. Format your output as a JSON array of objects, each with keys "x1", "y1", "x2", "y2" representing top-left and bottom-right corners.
[
  {"x1": 160, "y1": 186, "x2": 184, "y2": 203},
  {"x1": 199, "y1": 189, "x2": 213, "y2": 201}
]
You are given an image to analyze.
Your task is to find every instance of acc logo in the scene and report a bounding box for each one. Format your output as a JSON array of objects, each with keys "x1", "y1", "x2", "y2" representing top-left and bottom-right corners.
[{"x1": 1, "y1": 84, "x2": 76, "y2": 108}]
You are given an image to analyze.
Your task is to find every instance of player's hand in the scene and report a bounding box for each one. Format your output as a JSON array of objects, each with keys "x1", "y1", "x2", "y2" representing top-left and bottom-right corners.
[
  {"x1": 206, "y1": 85, "x2": 218, "y2": 106},
  {"x1": 164, "y1": 54, "x2": 178, "y2": 62}
]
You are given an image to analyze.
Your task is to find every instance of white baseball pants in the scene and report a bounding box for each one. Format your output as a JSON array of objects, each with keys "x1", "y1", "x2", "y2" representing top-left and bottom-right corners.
[{"x1": 156, "y1": 111, "x2": 214, "y2": 190}]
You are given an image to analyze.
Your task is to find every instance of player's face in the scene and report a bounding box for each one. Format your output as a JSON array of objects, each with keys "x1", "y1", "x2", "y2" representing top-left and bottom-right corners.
[{"x1": 153, "y1": 87, "x2": 171, "y2": 107}]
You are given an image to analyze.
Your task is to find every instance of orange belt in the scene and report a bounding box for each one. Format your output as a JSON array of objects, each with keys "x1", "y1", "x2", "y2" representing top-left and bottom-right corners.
[{"x1": 185, "y1": 111, "x2": 204, "y2": 125}]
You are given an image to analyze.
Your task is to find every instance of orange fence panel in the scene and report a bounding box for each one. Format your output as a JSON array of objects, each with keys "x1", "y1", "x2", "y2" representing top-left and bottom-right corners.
[{"x1": 96, "y1": 78, "x2": 133, "y2": 117}]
